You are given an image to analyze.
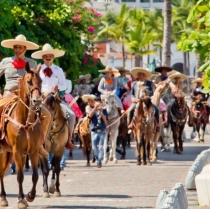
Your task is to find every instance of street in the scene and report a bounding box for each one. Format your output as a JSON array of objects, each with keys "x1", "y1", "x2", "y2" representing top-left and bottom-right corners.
[{"x1": 2, "y1": 125, "x2": 209, "y2": 209}]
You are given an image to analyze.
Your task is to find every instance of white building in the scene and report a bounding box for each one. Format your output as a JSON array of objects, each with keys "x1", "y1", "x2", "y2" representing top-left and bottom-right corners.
[{"x1": 89, "y1": 0, "x2": 196, "y2": 76}]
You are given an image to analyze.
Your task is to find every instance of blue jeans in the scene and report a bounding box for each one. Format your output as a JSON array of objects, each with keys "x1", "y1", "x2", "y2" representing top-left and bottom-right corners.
[
  {"x1": 48, "y1": 151, "x2": 66, "y2": 168},
  {"x1": 91, "y1": 130, "x2": 106, "y2": 165}
]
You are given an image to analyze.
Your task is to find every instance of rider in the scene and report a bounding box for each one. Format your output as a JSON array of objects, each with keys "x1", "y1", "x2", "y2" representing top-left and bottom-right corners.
[
  {"x1": 116, "y1": 67, "x2": 130, "y2": 99},
  {"x1": 0, "y1": 34, "x2": 51, "y2": 156},
  {"x1": 127, "y1": 67, "x2": 160, "y2": 132},
  {"x1": 91, "y1": 74, "x2": 104, "y2": 97},
  {"x1": 155, "y1": 66, "x2": 173, "y2": 84},
  {"x1": 31, "y1": 43, "x2": 76, "y2": 143},
  {"x1": 190, "y1": 77, "x2": 209, "y2": 123},
  {"x1": 72, "y1": 74, "x2": 92, "y2": 97},
  {"x1": 98, "y1": 65, "x2": 124, "y2": 113}
]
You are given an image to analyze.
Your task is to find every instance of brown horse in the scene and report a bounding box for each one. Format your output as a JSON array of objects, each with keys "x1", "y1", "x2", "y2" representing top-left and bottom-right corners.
[
  {"x1": 76, "y1": 117, "x2": 92, "y2": 166},
  {"x1": 42, "y1": 93, "x2": 69, "y2": 197},
  {"x1": 133, "y1": 97, "x2": 155, "y2": 165},
  {"x1": 0, "y1": 63, "x2": 43, "y2": 208},
  {"x1": 167, "y1": 94, "x2": 188, "y2": 154}
]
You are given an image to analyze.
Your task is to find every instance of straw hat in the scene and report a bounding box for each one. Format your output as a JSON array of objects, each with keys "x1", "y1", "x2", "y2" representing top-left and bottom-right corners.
[
  {"x1": 169, "y1": 72, "x2": 187, "y2": 81},
  {"x1": 98, "y1": 65, "x2": 119, "y2": 73},
  {"x1": 191, "y1": 77, "x2": 203, "y2": 84},
  {"x1": 167, "y1": 70, "x2": 178, "y2": 76},
  {"x1": 31, "y1": 43, "x2": 65, "y2": 59},
  {"x1": 82, "y1": 94, "x2": 95, "y2": 102},
  {"x1": 131, "y1": 67, "x2": 152, "y2": 79},
  {"x1": 93, "y1": 74, "x2": 104, "y2": 83},
  {"x1": 155, "y1": 66, "x2": 173, "y2": 73},
  {"x1": 1, "y1": 34, "x2": 39, "y2": 50},
  {"x1": 75, "y1": 74, "x2": 91, "y2": 82}
]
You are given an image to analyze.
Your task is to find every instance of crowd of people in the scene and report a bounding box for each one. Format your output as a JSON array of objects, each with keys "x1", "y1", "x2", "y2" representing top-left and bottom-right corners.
[{"x1": 0, "y1": 34, "x2": 209, "y2": 171}]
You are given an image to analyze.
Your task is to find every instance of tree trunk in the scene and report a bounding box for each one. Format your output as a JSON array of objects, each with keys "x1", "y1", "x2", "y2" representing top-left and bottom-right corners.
[
  {"x1": 122, "y1": 41, "x2": 125, "y2": 67},
  {"x1": 196, "y1": 53, "x2": 202, "y2": 78},
  {"x1": 183, "y1": 52, "x2": 187, "y2": 75},
  {"x1": 187, "y1": 52, "x2": 190, "y2": 75},
  {"x1": 140, "y1": 56, "x2": 143, "y2": 67},
  {"x1": 147, "y1": 45, "x2": 150, "y2": 65},
  {"x1": 162, "y1": 0, "x2": 172, "y2": 66},
  {"x1": 135, "y1": 55, "x2": 140, "y2": 66},
  {"x1": 159, "y1": 47, "x2": 162, "y2": 64}
]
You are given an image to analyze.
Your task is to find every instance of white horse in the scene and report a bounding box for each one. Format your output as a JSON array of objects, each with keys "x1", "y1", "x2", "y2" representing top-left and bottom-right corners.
[{"x1": 103, "y1": 94, "x2": 120, "y2": 163}]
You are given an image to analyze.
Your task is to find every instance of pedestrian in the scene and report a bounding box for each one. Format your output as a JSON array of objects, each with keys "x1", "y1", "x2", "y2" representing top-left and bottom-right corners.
[{"x1": 82, "y1": 94, "x2": 108, "y2": 168}]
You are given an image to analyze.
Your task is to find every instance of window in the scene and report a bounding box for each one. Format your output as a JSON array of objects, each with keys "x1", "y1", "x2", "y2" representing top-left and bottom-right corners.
[
  {"x1": 140, "y1": 0, "x2": 150, "y2": 2},
  {"x1": 121, "y1": 0, "x2": 136, "y2": 2},
  {"x1": 153, "y1": 0, "x2": 164, "y2": 2}
]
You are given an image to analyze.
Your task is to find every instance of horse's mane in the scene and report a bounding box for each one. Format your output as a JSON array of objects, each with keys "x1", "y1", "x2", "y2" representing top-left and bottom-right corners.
[{"x1": 143, "y1": 97, "x2": 153, "y2": 110}]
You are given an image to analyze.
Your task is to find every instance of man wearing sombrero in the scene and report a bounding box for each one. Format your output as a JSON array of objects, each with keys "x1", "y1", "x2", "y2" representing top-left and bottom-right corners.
[
  {"x1": 0, "y1": 34, "x2": 52, "y2": 157},
  {"x1": 115, "y1": 67, "x2": 130, "y2": 99},
  {"x1": 154, "y1": 66, "x2": 173, "y2": 84},
  {"x1": 31, "y1": 43, "x2": 76, "y2": 168},
  {"x1": 98, "y1": 65, "x2": 124, "y2": 112},
  {"x1": 91, "y1": 73, "x2": 104, "y2": 97},
  {"x1": 72, "y1": 74, "x2": 92, "y2": 97},
  {"x1": 128, "y1": 67, "x2": 160, "y2": 132}
]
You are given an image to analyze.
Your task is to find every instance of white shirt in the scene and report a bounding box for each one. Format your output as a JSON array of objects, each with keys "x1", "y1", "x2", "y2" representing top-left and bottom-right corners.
[
  {"x1": 65, "y1": 79, "x2": 72, "y2": 94},
  {"x1": 40, "y1": 63, "x2": 66, "y2": 93}
]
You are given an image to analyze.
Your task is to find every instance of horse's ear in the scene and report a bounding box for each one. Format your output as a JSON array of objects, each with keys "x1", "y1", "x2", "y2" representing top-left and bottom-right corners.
[
  {"x1": 25, "y1": 62, "x2": 32, "y2": 74},
  {"x1": 35, "y1": 63, "x2": 42, "y2": 74}
]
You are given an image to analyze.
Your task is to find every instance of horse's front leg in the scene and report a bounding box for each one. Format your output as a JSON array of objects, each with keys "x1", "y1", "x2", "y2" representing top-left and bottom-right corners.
[
  {"x1": 14, "y1": 150, "x2": 28, "y2": 208},
  {"x1": 151, "y1": 130, "x2": 160, "y2": 162},
  {"x1": 103, "y1": 132, "x2": 108, "y2": 163},
  {"x1": 194, "y1": 119, "x2": 200, "y2": 142},
  {"x1": 110, "y1": 127, "x2": 119, "y2": 163},
  {"x1": 171, "y1": 124, "x2": 179, "y2": 154},
  {"x1": 135, "y1": 128, "x2": 141, "y2": 165},
  {"x1": 200, "y1": 122, "x2": 206, "y2": 142},
  {"x1": 178, "y1": 125, "x2": 184, "y2": 153},
  {"x1": 39, "y1": 154, "x2": 50, "y2": 198}
]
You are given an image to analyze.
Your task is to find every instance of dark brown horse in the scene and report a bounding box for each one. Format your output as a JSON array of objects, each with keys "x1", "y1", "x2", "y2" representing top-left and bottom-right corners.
[
  {"x1": 167, "y1": 94, "x2": 188, "y2": 154},
  {"x1": 0, "y1": 63, "x2": 43, "y2": 208},
  {"x1": 191, "y1": 100, "x2": 209, "y2": 142},
  {"x1": 42, "y1": 93, "x2": 69, "y2": 197}
]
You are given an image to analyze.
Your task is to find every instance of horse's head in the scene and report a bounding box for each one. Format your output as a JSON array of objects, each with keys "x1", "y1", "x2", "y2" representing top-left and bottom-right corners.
[
  {"x1": 193, "y1": 100, "x2": 206, "y2": 118},
  {"x1": 142, "y1": 97, "x2": 154, "y2": 123},
  {"x1": 43, "y1": 92, "x2": 60, "y2": 115},
  {"x1": 174, "y1": 93, "x2": 185, "y2": 111},
  {"x1": 104, "y1": 94, "x2": 117, "y2": 118},
  {"x1": 22, "y1": 62, "x2": 42, "y2": 107}
]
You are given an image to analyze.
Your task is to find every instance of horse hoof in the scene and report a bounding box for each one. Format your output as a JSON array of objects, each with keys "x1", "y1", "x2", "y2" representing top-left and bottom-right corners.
[
  {"x1": 120, "y1": 156, "x2": 125, "y2": 160},
  {"x1": 26, "y1": 192, "x2": 35, "y2": 202},
  {"x1": 147, "y1": 162, "x2": 152, "y2": 166},
  {"x1": 92, "y1": 158, "x2": 96, "y2": 163},
  {"x1": 49, "y1": 186, "x2": 55, "y2": 194},
  {"x1": 109, "y1": 157, "x2": 113, "y2": 161},
  {"x1": 103, "y1": 159, "x2": 108, "y2": 164},
  {"x1": 151, "y1": 158, "x2": 157, "y2": 162},
  {"x1": 194, "y1": 138, "x2": 200, "y2": 142},
  {"x1": 137, "y1": 161, "x2": 141, "y2": 165},
  {"x1": 0, "y1": 199, "x2": 8, "y2": 207},
  {"x1": 86, "y1": 163, "x2": 90, "y2": 167},
  {"x1": 54, "y1": 191, "x2": 61, "y2": 197},
  {"x1": 18, "y1": 199, "x2": 28, "y2": 209},
  {"x1": 114, "y1": 159, "x2": 117, "y2": 163},
  {"x1": 42, "y1": 192, "x2": 50, "y2": 198},
  {"x1": 143, "y1": 161, "x2": 147, "y2": 165}
]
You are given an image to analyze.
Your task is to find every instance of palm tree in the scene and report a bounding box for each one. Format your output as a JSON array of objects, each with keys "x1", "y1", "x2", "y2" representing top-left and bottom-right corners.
[{"x1": 162, "y1": 0, "x2": 172, "y2": 66}]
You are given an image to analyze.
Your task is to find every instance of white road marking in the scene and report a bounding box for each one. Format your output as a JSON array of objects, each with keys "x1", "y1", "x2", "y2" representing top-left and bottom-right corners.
[{"x1": 67, "y1": 199, "x2": 130, "y2": 202}]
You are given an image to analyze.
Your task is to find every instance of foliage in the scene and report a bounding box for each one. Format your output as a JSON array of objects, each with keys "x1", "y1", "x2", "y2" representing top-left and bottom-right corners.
[{"x1": 0, "y1": 0, "x2": 104, "y2": 90}]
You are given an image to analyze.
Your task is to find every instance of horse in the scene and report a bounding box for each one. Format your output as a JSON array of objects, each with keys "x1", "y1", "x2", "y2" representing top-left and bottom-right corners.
[
  {"x1": 76, "y1": 117, "x2": 92, "y2": 166},
  {"x1": 167, "y1": 93, "x2": 188, "y2": 154},
  {"x1": 191, "y1": 100, "x2": 209, "y2": 142},
  {"x1": 0, "y1": 63, "x2": 44, "y2": 208},
  {"x1": 133, "y1": 97, "x2": 155, "y2": 165},
  {"x1": 42, "y1": 93, "x2": 69, "y2": 197},
  {"x1": 103, "y1": 94, "x2": 120, "y2": 163}
]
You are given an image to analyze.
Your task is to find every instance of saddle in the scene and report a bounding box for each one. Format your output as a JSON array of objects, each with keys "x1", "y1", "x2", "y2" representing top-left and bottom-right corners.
[{"x1": 0, "y1": 98, "x2": 18, "y2": 141}]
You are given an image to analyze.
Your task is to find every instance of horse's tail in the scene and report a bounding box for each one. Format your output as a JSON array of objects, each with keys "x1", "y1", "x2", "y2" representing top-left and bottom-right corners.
[{"x1": 0, "y1": 152, "x2": 13, "y2": 176}]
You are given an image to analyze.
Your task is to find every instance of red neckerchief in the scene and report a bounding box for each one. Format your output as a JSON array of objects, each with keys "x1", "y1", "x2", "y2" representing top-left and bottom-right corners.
[
  {"x1": 12, "y1": 59, "x2": 26, "y2": 69},
  {"x1": 43, "y1": 67, "x2": 53, "y2": 78}
]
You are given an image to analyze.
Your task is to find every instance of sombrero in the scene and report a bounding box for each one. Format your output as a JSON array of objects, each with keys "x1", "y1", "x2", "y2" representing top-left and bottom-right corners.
[
  {"x1": 191, "y1": 77, "x2": 203, "y2": 84},
  {"x1": 155, "y1": 66, "x2": 173, "y2": 73},
  {"x1": 75, "y1": 74, "x2": 91, "y2": 82},
  {"x1": 98, "y1": 65, "x2": 119, "y2": 73},
  {"x1": 1, "y1": 34, "x2": 39, "y2": 50},
  {"x1": 131, "y1": 67, "x2": 152, "y2": 79},
  {"x1": 167, "y1": 70, "x2": 178, "y2": 76},
  {"x1": 93, "y1": 74, "x2": 104, "y2": 83},
  {"x1": 169, "y1": 72, "x2": 187, "y2": 81},
  {"x1": 31, "y1": 43, "x2": 65, "y2": 59},
  {"x1": 82, "y1": 94, "x2": 95, "y2": 102}
]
